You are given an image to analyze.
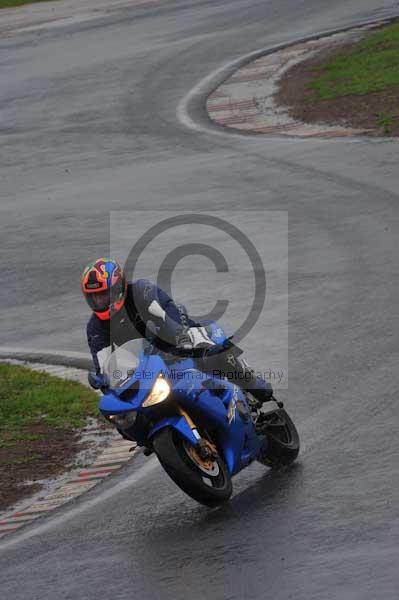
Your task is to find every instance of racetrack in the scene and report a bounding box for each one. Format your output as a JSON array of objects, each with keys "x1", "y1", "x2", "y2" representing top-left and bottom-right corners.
[{"x1": 1, "y1": 1, "x2": 399, "y2": 598}]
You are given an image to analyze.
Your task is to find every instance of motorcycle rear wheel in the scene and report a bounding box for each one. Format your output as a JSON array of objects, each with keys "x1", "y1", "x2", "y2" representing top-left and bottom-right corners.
[
  {"x1": 153, "y1": 428, "x2": 232, "y2": 507},
  {"x1": 256, "y1": 408, "x2": 300, "y2": 468}
]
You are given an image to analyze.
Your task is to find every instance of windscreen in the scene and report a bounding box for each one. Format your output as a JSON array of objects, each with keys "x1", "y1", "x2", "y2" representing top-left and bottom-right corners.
[{"x1": 101, "y1": 339, "x2": 144, "y2": 389}]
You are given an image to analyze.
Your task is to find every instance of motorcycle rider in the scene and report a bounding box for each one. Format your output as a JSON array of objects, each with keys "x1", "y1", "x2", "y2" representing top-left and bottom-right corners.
[{"x1": 81, "y1": 258, "x2": 273, "y2": 407}]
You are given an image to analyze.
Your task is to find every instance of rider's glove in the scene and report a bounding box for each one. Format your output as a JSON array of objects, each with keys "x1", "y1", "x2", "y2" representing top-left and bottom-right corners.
[
  {"x1": 88, "y1": 372, "x2": 108, "y2": 391},
  {"x1": 175, "y1": 330, "x2": 194, "y2": 351},
  {"x1": 176, "y1": 326, "x2": 216, "y2": 354}
]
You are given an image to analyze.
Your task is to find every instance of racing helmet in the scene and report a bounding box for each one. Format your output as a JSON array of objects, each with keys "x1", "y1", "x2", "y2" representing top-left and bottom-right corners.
[{"x1": 81, "y1": 258, "x2": 127, "y2": 320}]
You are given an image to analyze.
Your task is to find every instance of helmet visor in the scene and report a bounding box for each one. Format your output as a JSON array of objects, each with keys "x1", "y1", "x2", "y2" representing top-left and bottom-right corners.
[
  {"x1": 86, "y1": 289, "x2": 111, "y2": 313},
  {"x1": 85, "y1": 278, "x2": 125, "y2": 313}
]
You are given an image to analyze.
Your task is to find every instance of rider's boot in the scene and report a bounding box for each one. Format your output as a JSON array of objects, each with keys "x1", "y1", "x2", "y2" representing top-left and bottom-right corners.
[
  {"x1": 246, "y1": 375, "x2": 274, "y2": 407},
  {"x1": 235, "y1": 359, "x2": 274, "y2": 407}
]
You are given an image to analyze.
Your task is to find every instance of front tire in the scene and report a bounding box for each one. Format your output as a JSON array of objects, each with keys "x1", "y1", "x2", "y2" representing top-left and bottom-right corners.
[
  {"x1": 153, "y1": 428, "x2": 232, "y2": 507},
  {"x1": 257, "y1": 408, "x2": 300, "y2": 468}
]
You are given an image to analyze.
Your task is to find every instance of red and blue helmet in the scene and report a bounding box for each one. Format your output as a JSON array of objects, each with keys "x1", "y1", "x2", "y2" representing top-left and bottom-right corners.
[{"x1": 81, "y1": 258, "x2": 127, "y2": 320}]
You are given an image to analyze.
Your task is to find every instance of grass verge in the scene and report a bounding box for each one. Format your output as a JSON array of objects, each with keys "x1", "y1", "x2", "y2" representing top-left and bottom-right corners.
[
  {"x1": 309, "y1": 22, "x2": 399, "y2": 100},
  {"x1": 275, "y1": 21, "x2": 399, "y2": 136},
  {"x1": 0, "y1": 0, "x2": 55, "y2": 8},
  {"x1": 0, "y1": 363, "x2": 99, "y2": 430},
  {"x1": 0, "y1": 363, "x2": 100, "y2": 511}
]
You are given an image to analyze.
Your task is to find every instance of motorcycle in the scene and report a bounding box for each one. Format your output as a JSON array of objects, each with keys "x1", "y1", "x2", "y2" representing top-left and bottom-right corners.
[{"x1": 92, "y1": 323, "x2": 299, "y2": 507}]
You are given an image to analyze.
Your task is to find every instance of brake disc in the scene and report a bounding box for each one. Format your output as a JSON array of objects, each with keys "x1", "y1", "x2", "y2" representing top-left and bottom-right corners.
[{"x1": 183, "y1": 442, "x2": 220, "y2": 476}]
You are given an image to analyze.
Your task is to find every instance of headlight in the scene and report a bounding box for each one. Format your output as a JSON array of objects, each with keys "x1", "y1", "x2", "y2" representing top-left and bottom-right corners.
[
  {"x1": 105, "y1": 411, "x2": 137, "y2": 429},
  {"x1": 142, "y1": 374, "x2": 170, "y2": 407}
]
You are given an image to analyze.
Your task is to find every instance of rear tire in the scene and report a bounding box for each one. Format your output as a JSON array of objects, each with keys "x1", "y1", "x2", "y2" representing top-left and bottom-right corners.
[
  {"x1": 257, "y1": 408, "x2": 300, "y2": 468},
  {"x1": 153, "y1": 428, "x2": 232, "y2": 507}
]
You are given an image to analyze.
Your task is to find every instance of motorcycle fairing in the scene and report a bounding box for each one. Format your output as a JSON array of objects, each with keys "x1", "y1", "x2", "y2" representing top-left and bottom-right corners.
[
  {"x1": 148, "y1": 415, "x2": 198, "y2": 446},
  {"x1": 190, "y1": 383, "x2": 261, "y2": 475},
  {"x1": 99, "y1": 327, "x2": 262, "y2": 476}
]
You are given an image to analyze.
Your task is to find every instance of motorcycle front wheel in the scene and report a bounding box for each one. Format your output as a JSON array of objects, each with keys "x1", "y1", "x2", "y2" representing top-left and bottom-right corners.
[{"x1": 153, "y1": 428, "x2": 232, "y2": 507}]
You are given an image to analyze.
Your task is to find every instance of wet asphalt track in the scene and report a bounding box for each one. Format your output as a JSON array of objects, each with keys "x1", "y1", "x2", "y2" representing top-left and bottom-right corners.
[{"x1": 1, "y1": 0, "x2": 399, "y2": 598}]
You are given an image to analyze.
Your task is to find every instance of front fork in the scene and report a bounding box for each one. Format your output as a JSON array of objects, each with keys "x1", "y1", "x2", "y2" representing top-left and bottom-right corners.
[
  {"x1": 176, "y1": 405, "x2": 218, "y2": 460},
  {"x1": 176, "y1": 405, "x2": 201, "y2": 440}
]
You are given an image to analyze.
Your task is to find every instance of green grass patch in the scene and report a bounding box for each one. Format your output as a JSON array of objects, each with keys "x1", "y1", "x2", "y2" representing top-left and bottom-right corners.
[
  {"x1": 0, "y1": 0, "x2": 56, "y2": 8},
  {"x1": 0, "y1": 363, "x2": 99, "y2": 432},
  {"x1": 309, "y1": 22, "x2": 399, "y2": 100}
]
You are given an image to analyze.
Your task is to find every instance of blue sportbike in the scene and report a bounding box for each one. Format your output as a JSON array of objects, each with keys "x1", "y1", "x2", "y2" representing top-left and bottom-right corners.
[{"x1": 94, "y1": 324, "x2": 299, "y2": 507}]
